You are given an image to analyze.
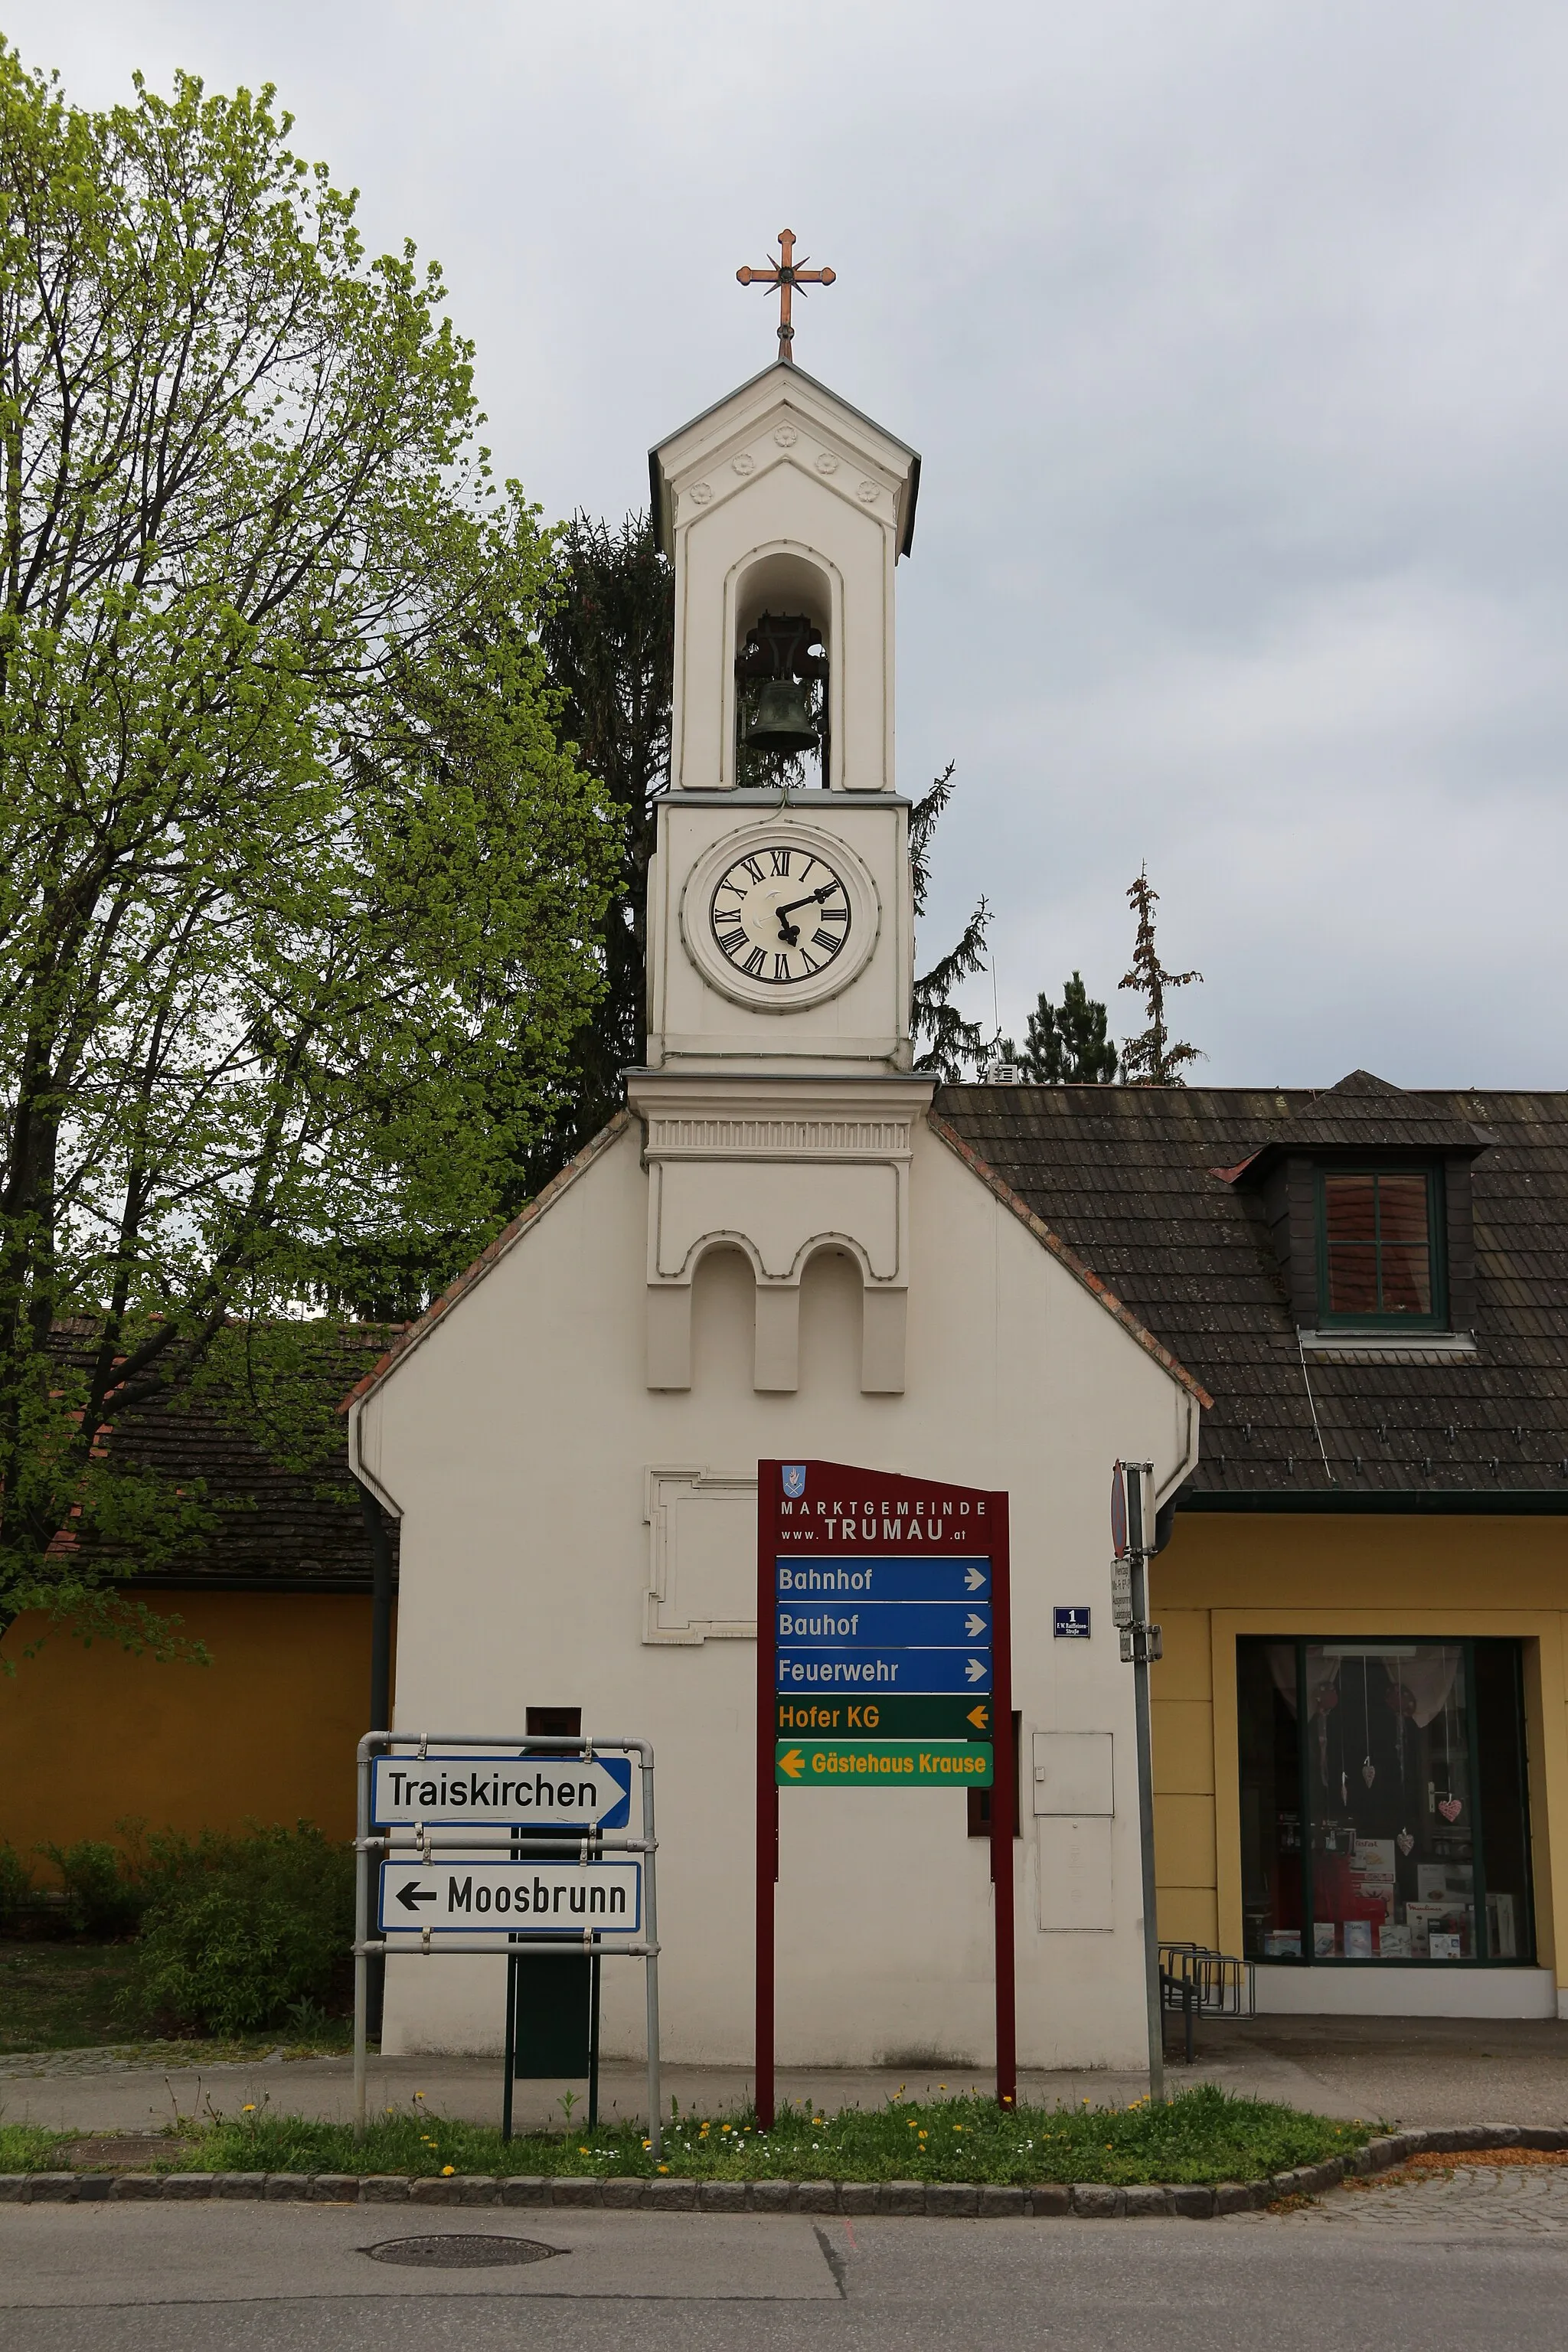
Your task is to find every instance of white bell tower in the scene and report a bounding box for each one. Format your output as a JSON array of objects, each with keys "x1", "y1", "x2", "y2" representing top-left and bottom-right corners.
[{"x1": 629, "y1": 358, "x2": 933, "y2": 1396}]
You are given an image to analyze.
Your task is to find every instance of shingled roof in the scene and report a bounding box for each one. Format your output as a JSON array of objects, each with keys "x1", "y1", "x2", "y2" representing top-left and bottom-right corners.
[
  {"x1": 75, "y1": 1325, "x2": 402, "y2": 1589},
  {"x1": 935, "y1": 1075, "x2": 1568, "y2": 1511}
]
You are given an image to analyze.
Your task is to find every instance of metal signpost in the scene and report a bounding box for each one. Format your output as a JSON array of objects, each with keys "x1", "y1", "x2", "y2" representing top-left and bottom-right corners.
[
  {"x1": 354, "y1": 1733, "x2": 663, "y2": 2156},
  {"x1": 757, "y1": 1460, "x2": 1015, "y2": 2126},
  {"x1": 1112, "y1": 1460, "x2": 1165, "y2": 2106}
]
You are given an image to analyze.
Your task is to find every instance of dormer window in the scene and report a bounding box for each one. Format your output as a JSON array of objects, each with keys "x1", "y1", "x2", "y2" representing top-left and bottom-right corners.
[{"x1": 1316, "y1": 1168, "x2": 1446, "y2": 1329}]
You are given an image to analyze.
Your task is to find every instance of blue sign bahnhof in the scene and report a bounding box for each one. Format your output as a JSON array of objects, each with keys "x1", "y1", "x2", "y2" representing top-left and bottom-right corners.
[{"x1": 775, "y1": 1559, "x2": 991, "y2": 1603}]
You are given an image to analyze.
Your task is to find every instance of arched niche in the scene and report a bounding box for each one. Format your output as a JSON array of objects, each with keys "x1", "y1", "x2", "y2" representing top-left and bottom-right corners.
[{"x1": 723, "y1": 543, "x2": 844, "y2": 790}]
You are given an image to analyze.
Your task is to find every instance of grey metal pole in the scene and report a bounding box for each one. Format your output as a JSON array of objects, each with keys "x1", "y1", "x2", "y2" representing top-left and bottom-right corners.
[
  {"x1": 1130, "y1": 1546, "x2": 1165, "y2": 2109},
  {"x1": 353, "y1": 1738, "x2": 371, "y2": 2137},
  {"x1": 640, "y1": 1748, "x2": 662, "y2": 2161}
]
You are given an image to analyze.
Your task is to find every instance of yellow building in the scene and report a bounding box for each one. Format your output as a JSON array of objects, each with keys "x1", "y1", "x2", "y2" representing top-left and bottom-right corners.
[
  {"x1": 945, "y1": 1069, "x2": 1567, "y2": 2020},
  {"x1": 0, "y1": 1331, "x2": 397, "y2": 1860}
]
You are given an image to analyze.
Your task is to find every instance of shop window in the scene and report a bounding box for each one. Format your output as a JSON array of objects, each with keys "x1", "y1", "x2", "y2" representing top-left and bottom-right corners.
[
  {"x1": 1315, "y1": 1168, "x2": 1445, "y2": 1327},
  {"x1": 1237, "y1": 1638, "x2": 1533, "y2": 1965}
]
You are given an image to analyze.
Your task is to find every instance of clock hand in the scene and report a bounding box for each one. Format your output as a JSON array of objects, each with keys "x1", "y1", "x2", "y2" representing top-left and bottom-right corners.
[{"x1": 774, "y1": 885, "x2": 836, "y2": 920}]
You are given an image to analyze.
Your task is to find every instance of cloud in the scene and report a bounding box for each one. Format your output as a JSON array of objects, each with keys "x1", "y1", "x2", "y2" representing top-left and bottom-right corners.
[{"x1": 13, "y1": 0, "x2": 1567, "y2": 1082}]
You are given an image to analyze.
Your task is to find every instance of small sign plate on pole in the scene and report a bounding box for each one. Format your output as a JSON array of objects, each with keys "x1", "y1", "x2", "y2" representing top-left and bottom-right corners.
[{"x1": 377, "y1": 1859, "x2": 643, "y2": 1939}]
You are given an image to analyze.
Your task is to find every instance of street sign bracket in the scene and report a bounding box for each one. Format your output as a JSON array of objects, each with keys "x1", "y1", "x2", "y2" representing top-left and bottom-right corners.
[{"x1": 353, "y1": 1730, "x2": 663, "y2": 2156}]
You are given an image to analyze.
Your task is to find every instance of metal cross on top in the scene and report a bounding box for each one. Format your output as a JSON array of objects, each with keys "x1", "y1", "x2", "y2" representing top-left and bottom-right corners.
[{"x1": 736, "y1": 229, "x2": 835, "y2": 364}]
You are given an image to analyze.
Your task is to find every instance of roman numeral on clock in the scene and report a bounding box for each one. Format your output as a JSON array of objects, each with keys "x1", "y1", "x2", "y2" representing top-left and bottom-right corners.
[
  {"x1": 717, "y1": 928, "x2": 747, "y2": 956},
  {"x1": 743, "y1": 946, "x2": 766, "y2": 977},
  {"x1": 769, "y1": 847, "x2": 792, "y2": 876},
  {"x1": 812, "y1": 929, "x2": 839, "y2": 955}
]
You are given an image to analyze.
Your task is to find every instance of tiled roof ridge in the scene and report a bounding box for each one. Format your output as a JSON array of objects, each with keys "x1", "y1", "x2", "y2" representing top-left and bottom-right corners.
[
  {"x1": 339, "y1": 1112, "x2": 636, "y2": 1415},
  {"x1": 925, "y1": 1109, "x2": 1213, "y2": 1408}
]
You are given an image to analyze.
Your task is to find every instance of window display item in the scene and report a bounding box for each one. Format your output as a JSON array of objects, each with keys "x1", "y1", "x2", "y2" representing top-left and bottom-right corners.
[{"x1": 1236, "y1": 1637, "x2": 1532, "y2": 1968}]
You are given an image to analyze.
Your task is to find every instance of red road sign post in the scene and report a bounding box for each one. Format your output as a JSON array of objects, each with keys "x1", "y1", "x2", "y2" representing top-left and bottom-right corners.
[{"x1": 755, "y1": 1459, "x2": 1015, "y2": 2126}]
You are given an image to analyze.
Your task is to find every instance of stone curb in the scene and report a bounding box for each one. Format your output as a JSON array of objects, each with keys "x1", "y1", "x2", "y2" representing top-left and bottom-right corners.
[{"x1": 2, "y1": 2127, "x2": 1563, "y2": 2214}]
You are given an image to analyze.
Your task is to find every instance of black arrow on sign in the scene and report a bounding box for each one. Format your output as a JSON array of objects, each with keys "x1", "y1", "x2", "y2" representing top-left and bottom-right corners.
[{"x1": 397, "y1": 1881, "x2": 436, "y2": 1912}]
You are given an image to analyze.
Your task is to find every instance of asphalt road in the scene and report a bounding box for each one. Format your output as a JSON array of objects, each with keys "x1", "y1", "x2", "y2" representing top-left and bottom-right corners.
[{"x1": 3, "y1": 2177, "x2": 1568, "y2": 2352}]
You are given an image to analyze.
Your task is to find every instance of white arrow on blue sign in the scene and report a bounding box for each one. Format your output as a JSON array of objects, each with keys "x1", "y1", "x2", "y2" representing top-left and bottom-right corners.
[
  {"x1": 377, "y1": 1858, "x2": 642, "y2": 1937},
  {"x1": 370, "y1": 1754, "x2": 632, "y2": 1832}
]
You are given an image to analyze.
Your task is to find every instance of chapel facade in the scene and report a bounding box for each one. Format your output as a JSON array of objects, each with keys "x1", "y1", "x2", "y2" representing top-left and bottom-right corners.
[{"x1": 345, "y1": 359, "x2": 1202, "y2": 2066}]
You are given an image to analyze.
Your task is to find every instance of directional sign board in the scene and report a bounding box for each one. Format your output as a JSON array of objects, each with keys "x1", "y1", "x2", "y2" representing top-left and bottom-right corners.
[
  {"x1": 377, "y1": 1859, "x2": 642, "y2": 1938},
  {"x1": 371, "y1": 1754, "x2": 632, "y2": 1832},
  {"x1": 756, "y1": 1458, "x2": 1017, "y2": 2128},
  {"x1": 776, "y1": 1740, "x2": 995, "y2": 1788}
]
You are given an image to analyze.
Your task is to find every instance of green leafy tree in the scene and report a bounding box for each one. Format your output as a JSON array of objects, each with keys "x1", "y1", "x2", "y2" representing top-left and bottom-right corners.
[
  {"x1": 0, "y1": 54, "x2": 614, "y2": 1655},
  {"x1": 1118, "y1": 866, "x2": 1204, "y2": 1085},
  {"x1": 910, "y1": 763, "x2": 990, "y2": 1081}
]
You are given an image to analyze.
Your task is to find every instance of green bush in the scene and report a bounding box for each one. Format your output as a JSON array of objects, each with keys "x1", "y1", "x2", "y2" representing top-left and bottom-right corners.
[
  {"x1": 35, "y1": 1839, "x2": 145, "y2": 1937},
  {"x1": 0, "y1": 1841, "x2": 33, "y2": 1926},
  {"x1": 123, "y1": 1822, "x2": 354, "y2": 2035}
]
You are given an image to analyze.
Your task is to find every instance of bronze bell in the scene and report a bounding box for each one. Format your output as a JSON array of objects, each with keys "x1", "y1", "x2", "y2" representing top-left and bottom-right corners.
[{"x1": 743, "y1": 678, "x2": 818, "y2": 754}]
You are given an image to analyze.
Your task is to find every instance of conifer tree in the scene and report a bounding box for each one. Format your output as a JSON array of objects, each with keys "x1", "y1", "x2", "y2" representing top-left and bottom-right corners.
[
  {"x1": 909, "y1": 763, "x2": 990, "y2": 1081},
  {"x1": 1018, "y1": 973, "x2": 1118, "y2": 1083},
  {"x1": 1118, "y1": 867, "x2": 1204, "y2": 1085}
]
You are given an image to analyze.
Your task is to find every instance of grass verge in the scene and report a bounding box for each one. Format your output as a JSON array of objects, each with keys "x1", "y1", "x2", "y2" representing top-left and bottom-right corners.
[
  {"x1": 167, "y1": 2083, "x2": 1374, "y2": 2187},
  {"x1": 0, "y1": 2125, "x2": 76, "y2": 2172}
]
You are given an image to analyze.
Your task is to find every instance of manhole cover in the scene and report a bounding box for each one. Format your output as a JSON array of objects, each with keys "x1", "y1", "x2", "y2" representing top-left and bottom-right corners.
[{"x1": 363, "y1": 2234, "x2": 561, "y2": 2269}]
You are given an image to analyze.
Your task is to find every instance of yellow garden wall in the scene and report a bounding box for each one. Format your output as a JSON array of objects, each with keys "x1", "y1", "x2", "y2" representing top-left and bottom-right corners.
[
  {"x1": 0, "y1": 1592, "x2": 382, "y2": 1858},
  {"x1": 1148, "y1": 1514, "x2": 1568, "y2": 1988}
]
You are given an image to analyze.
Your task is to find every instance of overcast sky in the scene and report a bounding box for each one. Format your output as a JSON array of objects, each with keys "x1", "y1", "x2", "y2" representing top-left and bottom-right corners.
[{"x1": 11, "y1": 2, "x2": 1566, "y2": 1086}]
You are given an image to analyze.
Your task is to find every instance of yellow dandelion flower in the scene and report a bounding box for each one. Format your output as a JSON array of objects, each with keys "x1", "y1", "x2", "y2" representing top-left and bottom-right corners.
[
  {"x1": 658, "y1": 2164, "x2": 669, "y2": 2174},
  {"x1": 441, "y1": 2165, "x2": 455, "y2": 2177},
  {"x1": 241, "y1": 2104, "x2": 256, "y2": 2114}
]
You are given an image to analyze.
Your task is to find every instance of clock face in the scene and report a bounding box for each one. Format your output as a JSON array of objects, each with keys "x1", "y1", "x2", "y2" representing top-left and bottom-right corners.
[{"x1": 708, "y1": 842, "x2": 852, "y2": 986}]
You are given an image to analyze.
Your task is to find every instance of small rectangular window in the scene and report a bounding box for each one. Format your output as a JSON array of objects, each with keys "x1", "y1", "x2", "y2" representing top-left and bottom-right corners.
[{"x1": 1317, "y1": 1168, "x2": 1444, "y2": 1327}]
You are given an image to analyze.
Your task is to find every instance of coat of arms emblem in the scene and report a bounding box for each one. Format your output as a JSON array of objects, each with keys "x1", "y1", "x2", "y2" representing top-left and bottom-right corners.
[{"x1": 782, "y1": 1464, "x2": 807, "y2": 1499}]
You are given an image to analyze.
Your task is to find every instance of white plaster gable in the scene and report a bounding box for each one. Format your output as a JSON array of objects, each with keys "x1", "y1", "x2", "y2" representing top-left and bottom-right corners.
[{"x1": 649, "y1": 362, "x2": 920, "y2": 559}]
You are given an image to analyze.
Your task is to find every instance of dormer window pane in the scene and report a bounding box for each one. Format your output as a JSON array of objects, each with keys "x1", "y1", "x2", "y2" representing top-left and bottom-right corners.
[{"x1": 1320, "y1": 1170, "x2": 1439, "y2": 1324}]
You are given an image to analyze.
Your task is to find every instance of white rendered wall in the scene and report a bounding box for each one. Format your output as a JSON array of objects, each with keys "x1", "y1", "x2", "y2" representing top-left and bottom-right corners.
[{"x1": 361, "y1": 1122, "x2": 1196, "y2": 2070}]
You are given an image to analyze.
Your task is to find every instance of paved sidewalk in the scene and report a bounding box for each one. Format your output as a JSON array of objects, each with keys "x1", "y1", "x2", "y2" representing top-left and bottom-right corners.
[{"x1": 2, "y1": 2014, "x2": 1566, "y2": 2137}]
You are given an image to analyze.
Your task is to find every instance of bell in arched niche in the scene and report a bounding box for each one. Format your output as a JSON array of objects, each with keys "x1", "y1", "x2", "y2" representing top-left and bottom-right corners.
[{"x1": 736, "y1": 611, "x2": 828, "y2": 785}]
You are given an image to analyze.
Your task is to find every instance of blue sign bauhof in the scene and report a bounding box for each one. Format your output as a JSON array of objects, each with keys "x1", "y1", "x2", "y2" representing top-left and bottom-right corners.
[
  {"x1": 776, "y1": 1648, "x2": 993, "y2": 1695},
  {"x1": 775, "y1": 1601, "x2": 991, "y2": 1648},
  {"x1": 774, "y1": 1558, "x2": 991, "y2": 1603}
]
